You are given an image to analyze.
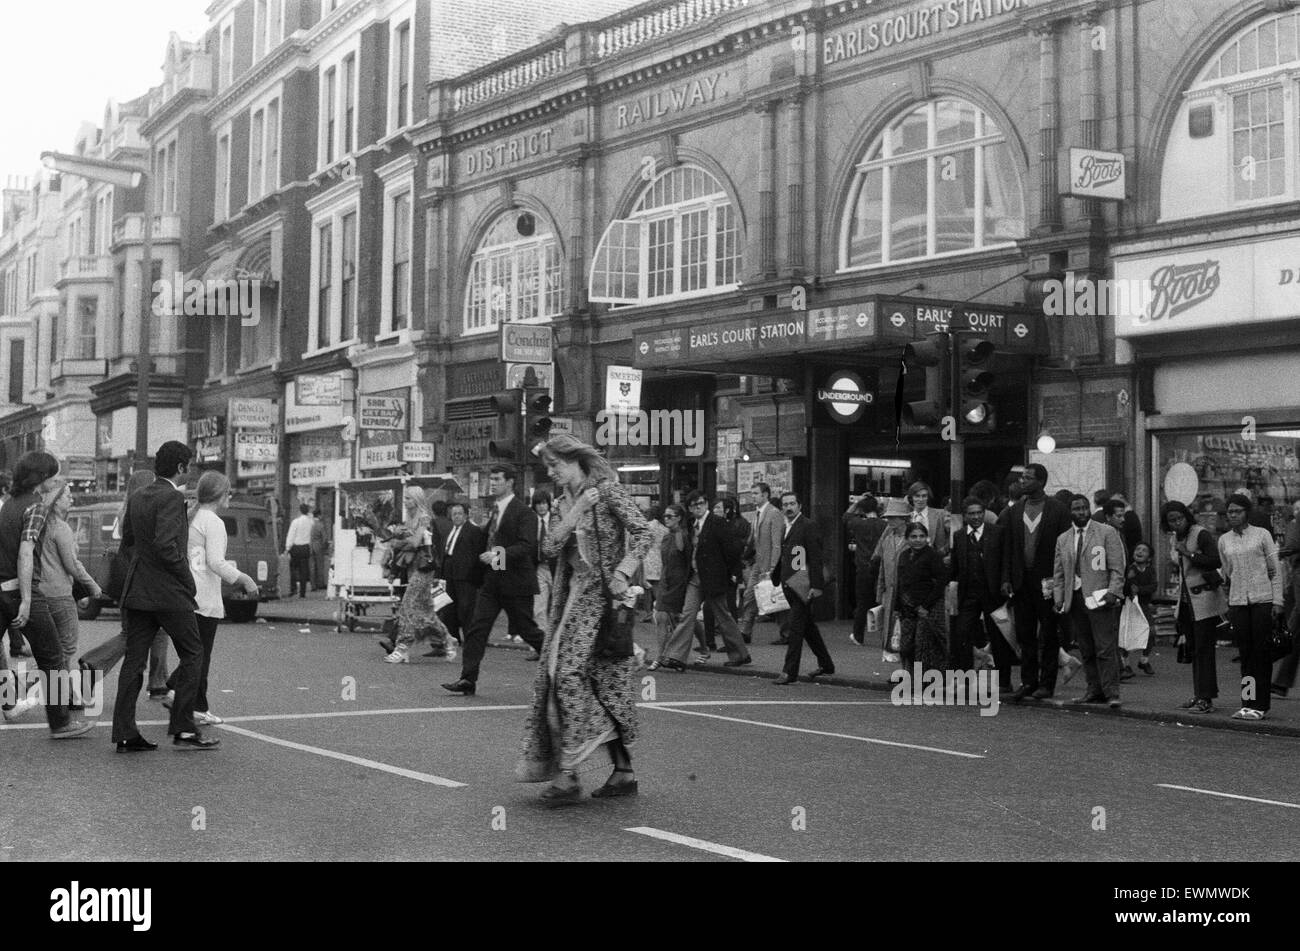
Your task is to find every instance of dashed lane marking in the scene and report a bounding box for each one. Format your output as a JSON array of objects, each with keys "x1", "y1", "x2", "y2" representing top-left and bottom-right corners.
[
  {"x1": 217, "y1": 723, "x2": 468, "y2": 788},
  {"x1": 643, "y1": 706, "x2": 985, "y2": 758},
  {"x1": 0, "y1": 705, "x2": 531, "y2": 730},
  {"x1": 1156, "y1": 784, "x2": 1300, "y2": 810},
  {"x1": 625, "y1": 827, "x2": 786, "y2": 862}
]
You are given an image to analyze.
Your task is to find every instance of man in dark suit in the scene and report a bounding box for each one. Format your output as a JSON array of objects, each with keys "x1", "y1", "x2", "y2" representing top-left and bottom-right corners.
[
  {"x1": 662, "y1": 491, "x2": 751, "y2": 667},
  {"x1": 443, "y1": 465, "x2": 542, "y2": 696},
  {"x1": 111, "y1": 441, "x2": 214, "y2": 751},
  {"x1": 997, "y1": 463, "x2": 1073, "y2": 701},
  {"x1": 437, "y1": 500, "x2": 486, "y2": 645},
  {"x1": 772, "y1": 490, "x2": 833, "y2": 684},
  {"x1": 949, "y1": 496, "x2": 1012, "y2": 690}
]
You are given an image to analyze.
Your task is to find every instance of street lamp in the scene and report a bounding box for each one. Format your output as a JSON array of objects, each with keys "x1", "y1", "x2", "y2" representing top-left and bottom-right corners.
[{"x1": 41, "y1": 150, "x2": 153, "y2": 465}]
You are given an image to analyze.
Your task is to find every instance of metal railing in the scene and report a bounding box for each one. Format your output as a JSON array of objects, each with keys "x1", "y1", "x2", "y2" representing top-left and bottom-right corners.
[{"x1": 453, "y1": 43, "x2": 568, "y2": 112}]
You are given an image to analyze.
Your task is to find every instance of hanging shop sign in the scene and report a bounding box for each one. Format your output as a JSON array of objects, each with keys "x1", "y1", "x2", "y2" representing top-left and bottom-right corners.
[
  {"x1": 235, "y1": 430, "x2": 280, "y2": 463},
  {"x1": 359, "y1": 395, "x2": 407, "y2": 431},
  {"x1": 402, "y1": 442, "x2": 435, "y2": 463},
  {"x1": 605, "y1": 366, "x2": 643, "y2": 413},
  {"x1": 1064, "y1": 147, "x2": 1127, "y2": 201},
  {"x1": 228, "y1": 398, "x2": 276, "y2": 429},
  {"x1": 359, "y1": 444, "x2": 402, "y2": 471},
  {"x1": 816, "y1": 370, "x2": 876, "y2": 425},
  {"x1": 500, "y1": 323, "x2": 553, "y2": 364},
  {"x1": 505, "y1": 362, "x2": 553, "y2": 390}
]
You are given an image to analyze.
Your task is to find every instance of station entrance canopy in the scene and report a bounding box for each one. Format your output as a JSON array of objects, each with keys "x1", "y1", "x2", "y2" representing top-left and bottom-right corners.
[{"x1": 632, "y1": 296, "x2": 1045, "y2": 375}]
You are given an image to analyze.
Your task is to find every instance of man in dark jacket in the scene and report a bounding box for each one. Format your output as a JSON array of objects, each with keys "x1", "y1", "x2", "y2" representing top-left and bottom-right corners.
[
  {"x1": 443, "y1": 465, "x2": 542, "y2": 695},
  {"x1": 772, "y1": 490, "x2": 833, "y2": 684},
  {"x1": 662, "y1": 491, "x2": 751, "y2": 667},
  {"x1": 112, "y1": 441, "x2": 214, "y2": 751},
  {"x1": 950, "y1": 496, "x2": 1012, "y2": 690},
  {"x1": 437, "y1": 501, "x2": 486, "y2": 646},
  {"x1": 997, "y1": 463, "x2": 1073, "y2": 701},
  {"x1": 844, "y1": 494, "x2": 887, "y2": 646}
]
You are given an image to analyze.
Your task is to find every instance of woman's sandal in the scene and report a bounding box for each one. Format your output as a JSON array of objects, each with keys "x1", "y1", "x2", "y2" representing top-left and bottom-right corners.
[
  {"x1": 591, "y1": 768, "x2": 638, "y2": 799},
  {"x1": 540, "y1": 773, "x2": 583, "y2": 807}
]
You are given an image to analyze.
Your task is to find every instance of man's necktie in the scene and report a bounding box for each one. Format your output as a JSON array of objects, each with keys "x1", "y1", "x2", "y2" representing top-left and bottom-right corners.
[
  {"x1": 446, "y1": 526, "x2": 459, "y2": 557},
  {"x1": 537, "y1": 516, "x2": 546, "y2": 563},
  {"x1": 486, "y1": 506, "x2": 499, "y2": 545},
  {"x1": 1074, "y1": 528, "x2": 1085, "y2": 579}
]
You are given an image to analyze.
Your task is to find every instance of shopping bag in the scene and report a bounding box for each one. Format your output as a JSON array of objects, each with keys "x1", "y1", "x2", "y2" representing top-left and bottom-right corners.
[
  {"x1": 432, "y1": 581, "x2": 453, "y2": 613},
  {"x1": 991, "y1": 602, "x2": 1019, "y2": 659},
  {"x1": 866, "y1": 604, "x2": 885, "y2": 634},
  {"x1": 1118, "y1": 597, "x2": 1150, "y2": 652},
  {"x1": 755, "y1": 578, "x2": 790, "y2": 616},
  {"x1": 945, "y1": 580, "x2": 959, "y2": 616},
  {"x1": 881, "y1": 616, "x2": 902, "y2": 664},
  {"x1": 1270, "y1": 613, "x2": 1296, "y2": 663}
]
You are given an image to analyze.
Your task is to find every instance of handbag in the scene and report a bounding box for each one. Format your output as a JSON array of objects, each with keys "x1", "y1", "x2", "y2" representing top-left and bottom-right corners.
[
  {"x1": 413, "y1": 530, "x2": 438, "y2": 574},
  {"x1": 1118, "y1": 596, "x2": 1150, "y2": 652},
  {"x1": 591, "y1": 495, "x2": 636, "y2": 660},
  {"x1": 72, "y1": 578, "x2": 96, "y2": 602},
  {"x1": 1270, "y1": 613, "x2": 1296, "y2": 664}
]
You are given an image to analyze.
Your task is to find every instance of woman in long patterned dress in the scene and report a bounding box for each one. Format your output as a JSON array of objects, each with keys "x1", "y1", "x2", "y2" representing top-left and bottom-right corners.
[
  {"x1": 382, "y1": 486, "x2": 451, "y2": 663},
  {"x1": 517, "y1": 435, "x2": 652, "y2": 805}
]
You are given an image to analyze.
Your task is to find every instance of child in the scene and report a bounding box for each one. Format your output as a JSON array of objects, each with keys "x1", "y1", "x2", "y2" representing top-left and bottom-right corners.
[{"x1": 1121, "y1": 541, "x2": 1158, "y2": 678}]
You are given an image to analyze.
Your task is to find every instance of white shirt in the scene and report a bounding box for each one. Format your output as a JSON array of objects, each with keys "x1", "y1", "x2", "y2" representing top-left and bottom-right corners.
[
  {"x1": 445, "y1": 524, "x2": 462, "y2": 556},
  {"x1": 190, "y1": 508, "x2": 245, "y2": 619},
  {"x1": 285, "y1": 514, "x2": 314, "y2": 549},
  {"x1": 491, "y1": 494, "x2": 514, "y2": 535},
  {"x1": 784, "y1": 513, "x2": 800, "y2": 538},
  {"x1": 966, "y1": 525, "x2": 984, "y2": 543}
]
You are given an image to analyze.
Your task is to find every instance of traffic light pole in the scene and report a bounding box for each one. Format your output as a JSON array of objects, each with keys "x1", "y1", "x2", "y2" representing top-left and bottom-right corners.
[{"x1": 948, "y1": 329, "x2": 965, "y2": 519}]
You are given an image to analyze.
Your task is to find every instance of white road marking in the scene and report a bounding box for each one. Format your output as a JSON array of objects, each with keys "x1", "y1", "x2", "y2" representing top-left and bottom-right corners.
[
  {"x1": 217, "y1": 723, "x2": 468, "y2": 788},
  {"x1": 643, "y1": 706, "x2": 984, "y2": 758},
  {"x1": 0, "y1": 705, "x2": 529, "y2": 731},
  {"x1": 641, "y1": 700, "x2": 894, "y2": 708},
  {"x1": 625, "y1": 827, "x2": 786, "y2": 862},
  {"x1": 1157, "y1": 784, "x2": 1300, "y2": 810}
]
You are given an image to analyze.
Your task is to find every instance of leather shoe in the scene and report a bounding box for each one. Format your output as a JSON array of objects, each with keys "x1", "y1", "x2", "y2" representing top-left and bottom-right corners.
[
  {"x1": 1009, "y1": 685, "x2": 1034, "y2": 703},
  {"x1": 441, "y1": 679, "x2": 476, "y2": 696},
  {"x1": 377, "y1": 639, "x2": 395, "y2": 654},
  {"x1": 1030, "y1": 687, "x2": 1053, "y2": 700},
  {"x1": 772, "y1": 673, "x2": 797, "y2": 685},
  {"x1": 770, "y1": 637, "x2": 789, "y2": 646},
  {"x1": 116, "y1": 735, "x2": 158, "y2": 753},
  {"x1": 723, "y1": 657, "x2": 753, "y2": 668},
  {"x1": 808, "y1": 667, "x2": 835, "y2": 679},
  {"x1": 172, "y1": 732, "x2": 220, "y2": 750},
  {"x1": 1072, "y1": 693, "x2": 1107, "y2": 705}
]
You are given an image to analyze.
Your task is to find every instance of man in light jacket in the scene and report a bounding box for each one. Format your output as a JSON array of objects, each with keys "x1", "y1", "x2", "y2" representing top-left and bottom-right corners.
[
  {"x1": 738, "y1": 483, "x2": 788, "y2": 645},
  {"x1": 1053, "y1": 494, "x2": 1126, "y2": 708}
]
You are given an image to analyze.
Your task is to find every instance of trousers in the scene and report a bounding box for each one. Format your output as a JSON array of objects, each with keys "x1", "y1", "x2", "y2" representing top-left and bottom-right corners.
[{"x1": 112, "y1": 608, "x2": 203, "y2": 742}]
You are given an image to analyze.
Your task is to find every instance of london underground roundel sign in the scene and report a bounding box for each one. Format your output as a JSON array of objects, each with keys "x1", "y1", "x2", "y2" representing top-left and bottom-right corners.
[{"x1": 817, "y1": 370, "x2": 874, "y2": 424}]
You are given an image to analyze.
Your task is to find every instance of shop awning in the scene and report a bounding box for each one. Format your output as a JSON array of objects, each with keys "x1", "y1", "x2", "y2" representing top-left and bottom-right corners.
[{"x1": 191, "y1": 240, "x2": 277, "y2": 286}]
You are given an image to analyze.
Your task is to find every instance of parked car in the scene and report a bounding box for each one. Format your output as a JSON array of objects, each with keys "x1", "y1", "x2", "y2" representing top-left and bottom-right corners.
[{"x1": 69, "y1": 497, "x2": 279, "y2": 622}]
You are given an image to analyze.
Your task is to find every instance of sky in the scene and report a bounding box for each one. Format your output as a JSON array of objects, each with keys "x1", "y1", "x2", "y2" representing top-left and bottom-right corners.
[{"x1": 0, "y1": 0, "x2": 210, "y2": 199}]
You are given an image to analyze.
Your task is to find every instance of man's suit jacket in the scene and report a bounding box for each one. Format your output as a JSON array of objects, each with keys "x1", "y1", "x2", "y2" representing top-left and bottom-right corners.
[
  {"x1": 998, "y1": 496, "x2": 1073, "y2": 590},
  {"x1": 770, "y1": 514, "x2": 825, "y2": 595},
  {"x1": 909, "y1": 506, "x2": 951, "y2": 557},
  {"x1": 750, "y1": 503, "x2": 785, "y2": 577},
  {"x1": 481, "y1": 496, "x2": 539, "y2": 597},
  {"x1": 120, "y1": 479, "x2": 197, "y2": 613},
  {"x1": 951, "y1": 522, "x2": 1006, "y2": 610},
  {"x1": 690, "y1": 512, "x2": 740, "y2": 599},
  {"x1": 1052, "y1": 520, "x2": 1126, "y2": 613},
  {"x1": 443, "y1": 521, "x2": 486, "y2": 587}
]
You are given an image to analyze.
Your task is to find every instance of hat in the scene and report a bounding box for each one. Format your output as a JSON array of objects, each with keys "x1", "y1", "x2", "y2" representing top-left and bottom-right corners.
[{"x1": 882, "y1": 498, "x2": 911, "y2": 518}]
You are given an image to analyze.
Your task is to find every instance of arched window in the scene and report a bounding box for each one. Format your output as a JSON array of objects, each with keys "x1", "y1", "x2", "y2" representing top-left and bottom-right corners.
[
  {"x1": 463, "y1": 209, "x2": 564, "y2": 334},
  {"x1": 1162, "y1": 12, "x2": 1300, "y2": 219},
  {"x1": 589, "y1": 164, "x2": 741, "y2": 305},
  {"x1": 840, "y1": 99, "x2": 1024, "y2": 270}
]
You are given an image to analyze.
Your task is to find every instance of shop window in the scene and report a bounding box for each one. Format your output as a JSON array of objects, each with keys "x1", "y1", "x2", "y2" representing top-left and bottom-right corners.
[
  {"x1": 840, "y1": 99, "x2": 1024, "y2": 270},
  {"x1": 1164, "y1": 11, "x2": 1300, "y2": 219},
  {"x1": 464, "y1": 210, "x2": 564, "y2": 334},
  {"x1": 589, "y1": 165, "x2": 741, "y2": 306}
]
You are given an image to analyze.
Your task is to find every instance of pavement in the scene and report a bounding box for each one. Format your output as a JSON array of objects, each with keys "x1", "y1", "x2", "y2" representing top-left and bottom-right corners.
[
  {"x1": 258, "y1": 590, "x2": 1300, "y2": 738},
  {"x1": 2, "y1": 613, "x2": 1298, "y2": 862}
]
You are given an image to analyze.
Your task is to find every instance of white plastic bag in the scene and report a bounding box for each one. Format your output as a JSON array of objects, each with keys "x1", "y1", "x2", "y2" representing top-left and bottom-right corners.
[
  {"x1": 991, "y1": 602, "x2": 1020, "y2": 659},
  {"x1": 1119, "y1": 596, "x2": 1150, "y2": 652},
  {"x1": 755, "y1": 578, "x2": 790, "y2": 615}
]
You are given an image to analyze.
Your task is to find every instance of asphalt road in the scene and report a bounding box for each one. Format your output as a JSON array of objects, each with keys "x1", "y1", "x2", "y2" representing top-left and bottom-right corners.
[{"x1": 2, "y1": 616, "x2": 1298, "y2": 862}]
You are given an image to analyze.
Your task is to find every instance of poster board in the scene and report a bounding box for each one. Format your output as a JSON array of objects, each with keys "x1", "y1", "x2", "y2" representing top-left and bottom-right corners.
[
  {"x1": 715, "y1": 428, "x2": 743, "y2": 493},
  {"x1": 1029, "y1": 447, "x2": 1108, "y2": 499},
  {"x1": 735, "y1": 459, "x2": 794, "y2": 497}
]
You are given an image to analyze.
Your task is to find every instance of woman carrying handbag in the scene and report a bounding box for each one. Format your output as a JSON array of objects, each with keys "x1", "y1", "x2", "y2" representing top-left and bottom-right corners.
[
  {"x1": 380, "y1": 486, "x2": 451, "y2": 664},
  {"x1": 516, "y1": 434, "x2": 652, "y2": 805}
]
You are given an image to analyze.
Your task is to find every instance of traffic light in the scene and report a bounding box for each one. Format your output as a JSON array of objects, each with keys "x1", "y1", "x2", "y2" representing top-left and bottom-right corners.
[
  {"x1": 524, "y1": 387, "x2": 553, "y2": 457},
  {"x1": 487, "y1": 388, "x2": 523, "y2": 462},
  {"x1": 901, "y1": 336, "x2": 949, "y2": 429},
  {"x1": 955, "y1": 336, "x2": 996, "y2": 434}
]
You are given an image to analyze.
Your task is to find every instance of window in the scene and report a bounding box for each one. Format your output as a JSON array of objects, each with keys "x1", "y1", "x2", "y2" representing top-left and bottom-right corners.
[
  {"x1": 465, "y1": 210, "x2": 565, "y2": 333},
  {"x1": 387, "y1": 190, "x2": 408, "y2": 332},
  {"x1": 156, "y1": 140, "x2": 178, "y2": 214},
  {"x1": 323, "y1": 67, "x2": 337, "y2": 166},
  {"x1": 268, "y1": 0, "x2": 283, "y2": 49},
  {"x1": 392, "y1": 20, "x2": 412, "y2": 131},
  {"x1": 26, "y1": 252, "x2": 38, "y2": 301},
  {"x1": 49, "y1": 310, "x2": 59, "y2": 364},
  {"x1": 248, "y1": 95, "x2": 282, "y2": 203},
  {"x1": 840, "y1": 99, "x2": 1024, "y2": 269},
  {"x1": 249, "y1": 111, "x2": 265, "y2": 203},
  {"x1": 266, "y1": 100, "x2": 280, "y2": 194},
  {"x1": 1163, "y1": 12, "x2": 1300, "y2": 218},
  {"x1": 95, "y1": 193, "x2": 112, "y2": 254},
  {"x1": 343, "y1": 54, "x2": 357, "y2": 155},
  {"x1": 316, "y1": 222, "x2": 333, "y2": 350},
  {"x1": 7, "y1": 339, "x2": 23, "y2": 403},
  {"x1": 254, "y1": 0, "x2": 268, "y2": 60},
  {"x1": 74, "y1": 297, "x2": 96, "y2": 359},
  {"x1": 209, "y1": 310, "x2": 227, "y2": 378},
  {"x1": 341, "y1": 211, "x2": 357, "y2": 341},
  {"x1": 220, "y1": 23, "x2": 234, "y2": 90},
  {"x1": 215, "y1": 131, "x2": 231, "y2": 220},
  {"x1": 590, "y1": 165, "x2": 740, "y2": 305}
]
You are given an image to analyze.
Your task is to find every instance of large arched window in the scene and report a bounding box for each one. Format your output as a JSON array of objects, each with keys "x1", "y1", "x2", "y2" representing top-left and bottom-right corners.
[
  {"x1": 1161, "y1": 12, "x2": 1300, "y2": 219},
  {"x1": 589, "y1": 164, "x2": 741, "y2": 305},
  {"x1": 840, "y1": 99, "x2": 1024, "y2": 270},
  {"x1": 463, "y1": 209, "x2": 564, "y2": 335}
]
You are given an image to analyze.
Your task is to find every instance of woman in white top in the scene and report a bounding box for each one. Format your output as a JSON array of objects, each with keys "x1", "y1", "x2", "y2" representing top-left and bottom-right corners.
[
  {"x1": 38, "y1": 480, "x2": 102, "y2": 709},
  {"x1": 177, "y1": 471, "x2": 258, "y2": 725}
]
